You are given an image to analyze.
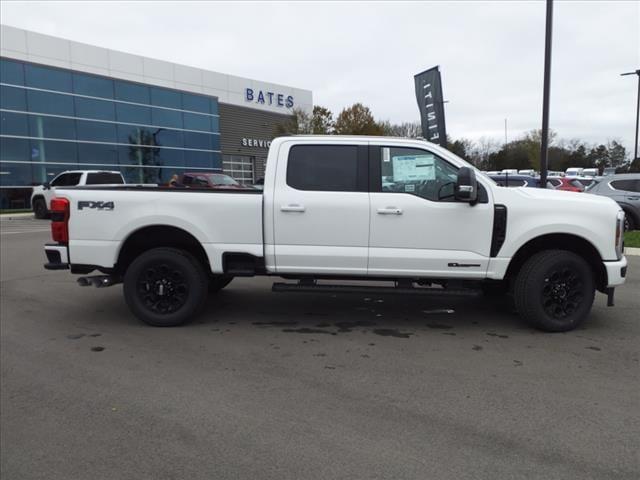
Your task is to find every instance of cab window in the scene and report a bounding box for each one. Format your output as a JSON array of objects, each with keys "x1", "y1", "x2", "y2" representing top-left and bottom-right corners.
[{"x1": 379, "y1": 147, "x2": 458, "y2": 201}]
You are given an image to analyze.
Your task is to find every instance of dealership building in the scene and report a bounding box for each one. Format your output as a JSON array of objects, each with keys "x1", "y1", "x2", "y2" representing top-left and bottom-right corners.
[{"x1": 0, "y1": 24, "x2": 312, "y2": 209}]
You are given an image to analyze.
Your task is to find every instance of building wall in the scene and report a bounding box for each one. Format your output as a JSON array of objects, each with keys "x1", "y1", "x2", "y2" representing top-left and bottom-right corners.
[
  {"x1": 219, "y1": 103, "x2": 292, "y2": 183},
  {"x1": 0, "y1": 24, "x2": 312, "y2": 116}
]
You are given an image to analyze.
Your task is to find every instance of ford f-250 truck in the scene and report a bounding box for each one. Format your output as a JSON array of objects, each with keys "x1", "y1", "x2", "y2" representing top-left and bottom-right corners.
[{"x1": 43, "y1": 136, "x2": 628, "y2": 332}]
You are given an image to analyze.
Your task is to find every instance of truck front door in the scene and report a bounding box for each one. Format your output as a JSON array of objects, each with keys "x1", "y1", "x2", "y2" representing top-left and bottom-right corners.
[
  {"x1": 271, "y1": 142, "x2": 370, "y2": 275},
  {"x1": 368, "y1": 145, "x2": 494, "y2": 278}
]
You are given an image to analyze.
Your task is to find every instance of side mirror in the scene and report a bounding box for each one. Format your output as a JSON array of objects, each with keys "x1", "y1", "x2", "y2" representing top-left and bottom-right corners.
[
  {"x1": 43, "y1": 182, "x2": 51, "y2": 190},
  {"x1": 455, "y1": 167, "x2": 478, "y2": 205}
]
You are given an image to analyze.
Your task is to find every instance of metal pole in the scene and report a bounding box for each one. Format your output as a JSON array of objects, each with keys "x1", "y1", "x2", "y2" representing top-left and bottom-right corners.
[
  {"x1": 539, "y1": 0, "x2": 553, "y2": 188},
  {"x1": 621, "y1": 70, "x2": 640, "y2": 161},
  {"x1": 504, "y1": 118, "x2": 508, "y2": 145}
]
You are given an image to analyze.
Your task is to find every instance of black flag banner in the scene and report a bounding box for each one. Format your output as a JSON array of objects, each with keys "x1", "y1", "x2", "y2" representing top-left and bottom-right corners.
[{"x1": 414, "y1": 66, "x2": 447, "y2": 147}]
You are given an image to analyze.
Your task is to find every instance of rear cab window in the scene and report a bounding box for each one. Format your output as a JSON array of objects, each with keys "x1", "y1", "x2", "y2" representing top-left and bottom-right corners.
[
  {"x1": 85, "y1": 172, "x2": 124, "y2": 185},
  {"x1": 286, "y1": 144, "x2": 366, "y2": 192}
]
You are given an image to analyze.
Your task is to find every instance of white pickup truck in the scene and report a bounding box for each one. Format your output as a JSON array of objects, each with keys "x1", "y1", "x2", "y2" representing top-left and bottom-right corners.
[
  {"x1": 43, "y1": 136, "x2": 627, "y2": 332},
  {"x1": 31, "y1": 170, "x2": 125, "y2": 219}
]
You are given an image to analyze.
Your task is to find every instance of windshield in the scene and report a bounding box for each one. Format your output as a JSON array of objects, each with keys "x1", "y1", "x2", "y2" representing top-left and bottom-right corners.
[{"x1": 207, "y1": 174, "x2": 239, "y2": 186}]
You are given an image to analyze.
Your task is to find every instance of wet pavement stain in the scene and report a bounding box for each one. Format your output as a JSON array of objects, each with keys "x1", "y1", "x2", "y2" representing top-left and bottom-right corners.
[
  {"x1": 368, "y1": 343, "x2": 376, "y2": 346},
  {"x1": 472, "y1": 345, "x2": 483, "y2": 351},
  {"x1": 372, "y1": 329, "x2": 413, "y2": 339},
  {"x1": 426, "y1": 323, "x2": 453, "y2": 329},
  {"x1": 91, "y1": 346, "x2": 105, "y2": 352},
  {"x1": 442, "y1": 332, "x2": 456, "y2": 336},
  {"x1": 282, "y1": 328, "x2": 337, "y2": 335},
  {"x1": 334, "y1": 321, "x2": 377, "y2": 333},
  {"x1": 88, "y1": 333, "x2": 101, "y2": 337},
  {"x1": 313, "y1": 353, "x2": 327, "y2": 357},
  {"x1": 486, "y1": 332, "x2": 509, "y2": 339},
  {"x1": 513, "y1": 360, "x2": 523, "y2": 366},
  {"x1": 67, "y1": 334, "x2": 85, "y2": 340},
  {"x1": 315, "y1": 323, "x2": 332, "y2": 328},
  {"x1": 253, "y1": 321, "x2": 299, "y2": 326},
  {"x1": 586, "y1": 346, "x2": 602, "y2": 351}
]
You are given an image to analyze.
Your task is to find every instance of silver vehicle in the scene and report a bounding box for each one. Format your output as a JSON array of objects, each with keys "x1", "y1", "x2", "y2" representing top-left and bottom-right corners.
[{"x1": 586, "y1": 174, "x2": 640, "y2": 231}]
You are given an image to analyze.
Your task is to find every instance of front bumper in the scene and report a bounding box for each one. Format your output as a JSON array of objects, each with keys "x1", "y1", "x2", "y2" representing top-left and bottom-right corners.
[
  {"x1": 604, "y1": 256, "x2": 627, "y2": 287},
  {"x1": 44, "y1": 243, "x2": 69, "y2": 270}
]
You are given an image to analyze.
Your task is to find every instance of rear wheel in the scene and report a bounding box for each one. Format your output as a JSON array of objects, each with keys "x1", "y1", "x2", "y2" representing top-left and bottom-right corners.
[
  {"x1": 513, "y1": 250, "x2": 595, "y2": 332},
  {"x1": 33, "y1": 198, "x2": 48, "y2": 219},
  {"x1": 123, "y1": 247, "x2": 208, "y2": 327}
]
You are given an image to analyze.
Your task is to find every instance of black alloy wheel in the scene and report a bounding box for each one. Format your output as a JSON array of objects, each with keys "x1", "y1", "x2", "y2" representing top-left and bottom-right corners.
[{"x1": 124, "y1": 247, "x2": 208, "y2": 327}]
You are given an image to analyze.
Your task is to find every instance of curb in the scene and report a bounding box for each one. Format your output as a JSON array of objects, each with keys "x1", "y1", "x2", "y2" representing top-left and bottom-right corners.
[{"x1": 624, "y1": 247, "x2": 640, "y2": 257}]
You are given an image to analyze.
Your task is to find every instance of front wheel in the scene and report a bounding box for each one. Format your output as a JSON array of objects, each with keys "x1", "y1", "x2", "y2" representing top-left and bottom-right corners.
[
  {"x1": 623, "y1": 211, "x2": 636, "y2": 232},
  {"x1": 513, "y1": 250, "x2": 595, "y2": 332},
  {"x1": 123, "y1": 247, "x2": 208, "y2": 327}
]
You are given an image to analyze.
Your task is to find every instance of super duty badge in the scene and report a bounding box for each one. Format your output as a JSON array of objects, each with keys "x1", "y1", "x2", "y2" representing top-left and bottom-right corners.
[{"x1": 78, "y1": 201, "x2": 114, "y2": 211}]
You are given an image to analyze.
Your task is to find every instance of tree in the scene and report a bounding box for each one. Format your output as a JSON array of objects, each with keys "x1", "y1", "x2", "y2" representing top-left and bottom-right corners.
[
  {"x1": 607, "y1": 140, "x2": 627, "y2": 167},
  {"x1": 380, "y1": 121, "x2": 422, "y2": 138},
  {"x1": 448, "y1": 137, "x2": 475, "y2": 163},
  {"x1": 310, "y1": 106, "x2": 334, "y2": 134},
  {"x1": 274, "y1": 108, "x2": 312, "y2": 136},
  {"x1": 334, "y1": 103, "x2": 384, "y2": 135}
]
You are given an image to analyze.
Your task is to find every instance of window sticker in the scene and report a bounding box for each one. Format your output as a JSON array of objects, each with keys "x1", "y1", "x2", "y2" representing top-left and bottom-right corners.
[
  {"x1": 382, "y1": 147, "x2": 391, "y2": 163},
  {"x1": 392, "y1": 154, "x2": 435, "y2": 182}
]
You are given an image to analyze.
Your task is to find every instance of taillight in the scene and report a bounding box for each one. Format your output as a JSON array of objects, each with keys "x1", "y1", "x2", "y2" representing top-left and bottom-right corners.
[{"x1": 50, "y1": 197, "x2": 70, "y2": 243}]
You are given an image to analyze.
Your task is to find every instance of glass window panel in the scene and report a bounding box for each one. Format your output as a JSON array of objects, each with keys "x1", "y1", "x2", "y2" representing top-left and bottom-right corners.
[
  {"x1": 287, "y1": 145, "x2": 358, "y2": 192},
  {"x1": 210, "y1": 115, "x2": 219, "y2": 133},
  {"x1": 0, "y1": 162, "x2": 32, "y2": 187},
  {"x1": 27, "y1": 90, "x2": 74, "y2": 116},
  {"x1": 114, "y1": 80, "x2": 150, "y2": 104},
  {"x1": 182, "y1": 93, "x2": 210, "y2": 113},
  {"x1": 1, "y1": 85, "x2": 27, "y2": 110},
  {"x1": 183, "y1": 112, "x2": 210, "y2": 132},
  {"x1": 117, "y1": 124, "x2": 142, "y2": 145},
  {"x1": 0, "y1": 137, "x2": 30, "y2": 161},
  {"x1": 1, "y1": 58, "x2": 25, "y2": 85},
  {"x1": 151, "y1": 107, "x2": 182, "y2": 129},
  {"x1": 28, "y1": 115, "x2": 76, "y2": 140},
  {"x1": 74, "y1": 97, "x2": 116, "y2": 121},
  {"x1": 0, "y1": 111, "x2": 29, "y2": 136},
  {"x1": 155, "y1": 129, "x2": 184, "y2": 148},
  {"x1": 184, "y1": 149, "x2": 214, "y2": 169},
  {"x1": 76, "y1": 120, "x2": 117, "y2": 143},
  {"x1": 116, "y1": 103, "x2": 151, "y2": 125},
  {"x1": 118, "y1": 145, "x2": 140, "y2": 165},
  {"x1": 25, "y1": 64, "x2": 72, "y2": 92},
  {"x1": 77, "y1": 143, "x2": 118, "y2": 165},
  {"x1": 210, "y1": 98, "x2": 219, "y2": 116},
  {"x1": 37, "y1": 163, "x2": 70, "y2": 186},
  {"x1": 73, "y1": 72, "x2": 114, "y2": 98},
  {"x1": 184, "y1": 131, "x2": 213, "y2": 150},
  {"x1": 156, "y1": 147, "x2": 184, "y2": 168},
  {"x1": 211, "y1": 152, "x2": 222, "y2": 170},
  {"x1": 31, "y1": 140, "x2": 77, "y2": 164},
  {"x1": 150, "y1": 87, "x2": 181, "y2": 109}
]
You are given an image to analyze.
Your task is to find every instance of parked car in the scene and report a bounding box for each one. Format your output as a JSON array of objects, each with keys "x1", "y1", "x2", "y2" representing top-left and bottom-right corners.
[
  {"x1": 548, "y1": 177, "x2": 585, "y2": 192},
  {"x1": 518, "y1": 169, "x2": 536, "y2": 176},
  {"x1": 582, "y1": 168, "x2": 599, "y2": 177},
  {"x1": 43, "y1": 136, "x2": 626, "y2": 333},
  {"x1": 31, "y1": 170, "x2": 125, "y2": 219},
  {"x1": 177, "y1": 172, "x2": 252, "y2": 190},
  {"x1": 565, "y1": 168, "x2": 584, "y2": 177},
  {"x1": 602, "y1": 167, "x2": 618, "y2": 176},
  {"x1": 585, "y1": 174, "x2": 640, "y2": 231},
  {"x1": 489, "y1": 174, "x2": 541, "y2": 188}
]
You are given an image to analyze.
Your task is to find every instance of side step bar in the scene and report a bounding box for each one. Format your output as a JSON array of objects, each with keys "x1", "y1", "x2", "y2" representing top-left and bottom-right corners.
[{"x1": 272, "y1": 281, "x2": 481, "y2": 297}]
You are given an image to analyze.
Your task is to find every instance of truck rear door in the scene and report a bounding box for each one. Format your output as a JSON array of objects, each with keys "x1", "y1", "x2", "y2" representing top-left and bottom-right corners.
[{"x1": 271, "y1": 141, "x2": 370, "y2": 275}]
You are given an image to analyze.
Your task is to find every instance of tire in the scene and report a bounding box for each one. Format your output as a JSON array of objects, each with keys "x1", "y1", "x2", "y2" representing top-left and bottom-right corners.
[
  {"x1": 33, "y1": 198, "x2": 48, "y2": 219},
  {"x1": 623, "y1": 211, "x2": 636, "y2": 232},
  {"x1": 209, "y1": 275, "x2": 233, "y2": 293},
  {"x1": 123, "y1": 247, "x2": 208, "y2": 327},
  {"x1": 513, "y1": 250, "x2": 595, "y2": 332}
]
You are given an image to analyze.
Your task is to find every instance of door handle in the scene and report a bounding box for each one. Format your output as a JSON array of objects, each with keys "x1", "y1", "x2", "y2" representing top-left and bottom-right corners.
[
  {"x1": 377, "y1": 207, "x2": 403, "y2": 215},
  {"x1": 281, "y1": 204, "x2": 306, "y2": 212},
  {"x1": 627, "y1": 196, "x2": 639, "y2": 201}
]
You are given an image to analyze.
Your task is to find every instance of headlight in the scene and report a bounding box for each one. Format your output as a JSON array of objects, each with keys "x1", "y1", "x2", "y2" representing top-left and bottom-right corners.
[{"x1": 615, "y1": 211, "x2": 625, "y2": 259}]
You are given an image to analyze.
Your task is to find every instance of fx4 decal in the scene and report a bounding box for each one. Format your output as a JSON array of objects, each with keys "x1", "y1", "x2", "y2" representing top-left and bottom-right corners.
[{"x1": 78, "y1": 201, "x2": 115, "y2": 211}]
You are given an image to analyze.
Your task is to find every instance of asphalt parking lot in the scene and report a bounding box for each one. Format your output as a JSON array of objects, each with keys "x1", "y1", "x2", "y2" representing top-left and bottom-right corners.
[{"x1": 1, "y1": 217, "x2": 639, "y2": 480}]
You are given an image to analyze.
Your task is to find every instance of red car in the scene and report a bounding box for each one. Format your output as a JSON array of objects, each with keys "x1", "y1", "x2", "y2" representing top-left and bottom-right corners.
[
  {"x1": 175, "y1": 172, "x2": 252, "y2": 190},
  {"x1": 548, "y1": 177, "x2": 584, "y2": 192}
]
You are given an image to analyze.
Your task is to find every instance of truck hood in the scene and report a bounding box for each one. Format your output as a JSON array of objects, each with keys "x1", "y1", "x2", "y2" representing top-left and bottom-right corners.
[{"x1": 492, "y1": 185, "x2": 620, "y2": 212}]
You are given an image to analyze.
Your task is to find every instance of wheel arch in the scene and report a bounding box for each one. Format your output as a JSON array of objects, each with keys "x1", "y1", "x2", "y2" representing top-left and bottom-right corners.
[
  {"x1": 505, "y1": 233, "x2": 607, "y2": 292},
  {"x1": 115, "y1": 225, "x2": 210, "y2": 275}
]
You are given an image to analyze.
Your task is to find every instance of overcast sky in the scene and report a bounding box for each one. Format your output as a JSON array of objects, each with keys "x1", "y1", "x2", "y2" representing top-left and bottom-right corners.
[{"x1": 1, "y1": 1, "x2": 638, "y2": 151}]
